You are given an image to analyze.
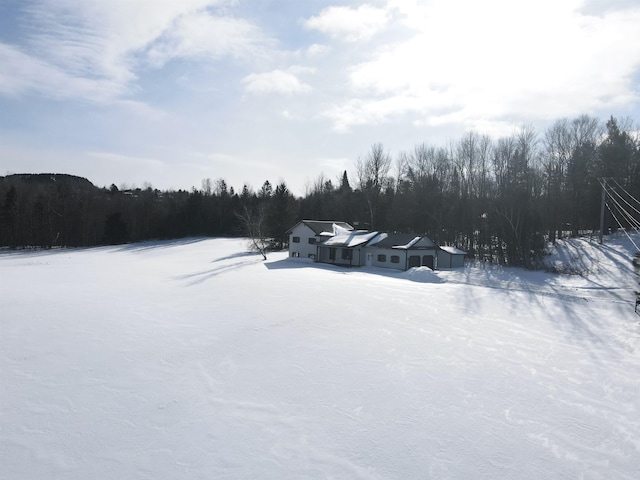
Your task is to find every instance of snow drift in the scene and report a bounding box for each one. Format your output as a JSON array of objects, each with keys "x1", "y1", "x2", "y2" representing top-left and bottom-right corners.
[{"x1": 401, "y1": 266, "x2": 443, "y2": 283}]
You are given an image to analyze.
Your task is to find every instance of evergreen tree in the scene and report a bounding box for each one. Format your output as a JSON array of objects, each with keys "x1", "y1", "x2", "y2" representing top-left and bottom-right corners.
[
  {"x1": 266, "y1": 181, "x2": 296, "y2": 249},
  {"x1": 1, "y1": 186, "x2": 18, "y2": 247},
  {"x1": 259, "y1": 180, "x2": 273, "y2": 199},
  {"x1": 597, "y1": 116, "x2": 635, "y2": 185},
  {"x1": 103, "y1": 212, "x2": 129, "y2": 245}
]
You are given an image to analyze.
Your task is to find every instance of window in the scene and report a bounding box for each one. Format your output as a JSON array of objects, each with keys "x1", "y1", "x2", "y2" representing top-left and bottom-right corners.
[
  {"x1": 342, "y1": 249, "x2": 352, "y2": 260},
  {"x1": 391, "y1": 255, "x2": 400, "y2": 264},
  {"x1": 377, "y1": 254, "x2": 386, "y2": 262},
  {"x1": 308, "y1": 254, "x2": 316, "y2": 260},
  {"x1": 291, "y1": 252, "x2": 300, "y2": 257},
  {"x1": 292, "y1": 236, "x2": 300, "y2": 243},
  {"x1": 308, "y1": 237, "x2": 316, "y2": 244}
]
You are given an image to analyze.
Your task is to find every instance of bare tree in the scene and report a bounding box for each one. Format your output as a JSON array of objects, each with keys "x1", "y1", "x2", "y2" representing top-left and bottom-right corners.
[
  {"x1": 394, "y1": 152, "x2": 409, "y2": 195},
  {"x1": 404, "y1": 143, "x2": 441, "y2": 186},
  {"x1": 543, "y1": 115, "x2": 600, "y2": 240},
  {"x1": 454, "y1": 131, "x2": 479, "y2": 198},
  {"x1": 355, "y1": 143, "x2": 392, "y2": 228},
  {"x1": 543, "y1": 118, "x2": 572, "y2": 242},
  {"x1": 236, "y1": 205, "x2": 268, "y2": 260},
  {"x1": 317, "y1": 172, "x2": 334, "y2": 195},
  {"x1": 201, "y1": 178, "x2": 212, "y2": 196},
  {"x1": 492, "y1": 130, "x2": 539, "y2": 266}
]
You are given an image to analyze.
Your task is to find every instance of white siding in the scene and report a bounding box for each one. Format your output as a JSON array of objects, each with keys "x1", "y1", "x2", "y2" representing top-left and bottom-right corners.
[
  {"x1": 288, "y1": 223, "x2": 320, "y2": 260},
  {"x1": 437, "y1": 250, "x2": 465, "y2": 268},
  {"x1": 366, "y1": 247, "x2": 407, "y2": 270}
]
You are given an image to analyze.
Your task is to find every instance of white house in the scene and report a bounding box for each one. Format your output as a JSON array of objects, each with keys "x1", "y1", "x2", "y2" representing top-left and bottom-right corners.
[
  {"x1": 287, "y1": 220, "x2": 352, "y2": 260},
  {"x1": 287, "y1": 220, "x2": 466, "y2": 270}
]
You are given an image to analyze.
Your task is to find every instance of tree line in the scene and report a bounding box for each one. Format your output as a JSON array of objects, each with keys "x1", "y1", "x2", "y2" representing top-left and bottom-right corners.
[{"x1": 1, "y1": 114, "x2": 638, "y2": 267}]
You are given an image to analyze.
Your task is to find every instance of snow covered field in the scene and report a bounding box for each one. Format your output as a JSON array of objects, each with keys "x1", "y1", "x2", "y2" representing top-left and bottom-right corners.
[{"x1": 1, "y1": 234, "x2": 639, "y2": 479}]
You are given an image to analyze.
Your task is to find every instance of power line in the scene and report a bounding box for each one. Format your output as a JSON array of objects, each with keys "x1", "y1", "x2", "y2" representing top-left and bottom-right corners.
[
  {"x1": 607, "y1": 188, "x2": 640, "y2": 230},
  {"x1": 599, "y1": 177, "x2": 640, "y2": 251},
  {"x1": 609, "y1": 178, "x2": 640, "y2": 218},
  {"x1": 611, "y1": 178, "x2": 640, "y2": 208}
]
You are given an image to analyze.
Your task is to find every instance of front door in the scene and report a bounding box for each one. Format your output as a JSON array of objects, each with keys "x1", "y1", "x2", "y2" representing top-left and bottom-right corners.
[{"x1": 366, "y1": 253, "x2": 373, "y2": 267}]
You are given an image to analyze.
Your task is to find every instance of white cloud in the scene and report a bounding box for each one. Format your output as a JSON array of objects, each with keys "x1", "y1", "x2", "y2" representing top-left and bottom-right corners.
[
  {"x1": 22, "y1": 0, "x2": 217, "y2": 84},
  {"x1": 146, "y1": 12, "x2": 274, "y2": 66},
  {"x1": 0, "y1": 42, "x2": 126, "y2": 101},
  {"x1": 243, "y1": 69, "x2": 312, "y2": 95},
  {"x1": 323, "y1": 0, "x2": 640, "y2": 132},
  {"x1": 1, "y1": 0, "x2": 276, "y2": 103},
  {"x1": 304, "y1": 4, "x2": 390, "y2": 42},
  {"x1": 306, "y1": 44, "x2": 330, "y2": 56}
]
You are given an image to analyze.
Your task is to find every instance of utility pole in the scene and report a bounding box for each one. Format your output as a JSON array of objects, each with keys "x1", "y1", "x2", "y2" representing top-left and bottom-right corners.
[{"x1": 599, "y1": 178, "x2": 606, "y2": 244}]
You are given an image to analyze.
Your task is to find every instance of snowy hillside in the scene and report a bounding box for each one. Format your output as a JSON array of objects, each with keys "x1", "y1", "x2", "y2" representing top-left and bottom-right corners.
[{"x1": 1, "y1": 234, "x2": 639, "y2": 479}]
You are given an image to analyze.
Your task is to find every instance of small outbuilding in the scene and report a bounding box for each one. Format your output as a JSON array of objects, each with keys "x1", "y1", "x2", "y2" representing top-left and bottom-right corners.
[{"x1": 437, "y1": 246, "x2": 467, "y2": 269}]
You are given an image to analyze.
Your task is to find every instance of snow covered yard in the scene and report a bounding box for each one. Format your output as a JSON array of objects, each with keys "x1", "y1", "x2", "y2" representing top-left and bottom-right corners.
[{"x1": 1, "y1": 235, "x2": 639, "y2": 479}]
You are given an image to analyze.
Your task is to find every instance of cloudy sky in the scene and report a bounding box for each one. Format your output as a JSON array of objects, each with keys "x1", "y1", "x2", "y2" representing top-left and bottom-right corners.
[{"x1": 1, "y1": 0, "x2": 640, "y2": 195}]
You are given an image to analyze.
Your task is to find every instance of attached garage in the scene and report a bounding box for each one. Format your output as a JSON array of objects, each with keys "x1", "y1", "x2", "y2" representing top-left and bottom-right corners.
[
  {"x1": 367, "y1": 233, "x2": 439, "y2": 271},
  {"x1": 408, "y1": 254, "x2": 434, "y2": 269},
  {"x1": 437, "y1": 246, "x2": 467, "y2": 269}
]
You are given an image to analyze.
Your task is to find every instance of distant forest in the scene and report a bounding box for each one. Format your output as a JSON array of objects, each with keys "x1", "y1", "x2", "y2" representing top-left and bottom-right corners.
[{"x1": 1, "y1": 115, "x2": 639, "y2": 267}]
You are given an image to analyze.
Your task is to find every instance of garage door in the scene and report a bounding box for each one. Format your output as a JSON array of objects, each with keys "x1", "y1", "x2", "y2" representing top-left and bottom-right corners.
[{"x1": 422, "y1": 255, "x2": 434, "y2": 269}]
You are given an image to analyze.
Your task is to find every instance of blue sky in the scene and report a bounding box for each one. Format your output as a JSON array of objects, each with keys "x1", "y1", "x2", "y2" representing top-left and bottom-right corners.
[{"x1": 1, "y1": 0, "x2": 640, "y2": 195}]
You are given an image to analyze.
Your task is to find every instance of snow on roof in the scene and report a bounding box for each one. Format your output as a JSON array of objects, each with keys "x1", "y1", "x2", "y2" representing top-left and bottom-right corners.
[
  {"x1": 297, "y1": 220, "x2": 353, "y2": 235},
  {"x1": 367, "y1": 232, "x2": 388, "y2": 246},
  {"x1": 317, "y1": 224, "x2": 356, "y2": 237},
  {"x1": 371, "y1": 233, "x2": 435, "y2": 249},
  {"x1": 392, "y1": 236, "x2": 422, "y2": 249},
  {"x1": 440, "y1": 246, "x2": 467, "y2": 255},
  {"x1": 322, "y1": 230, "x2": 379, "y2": 247},
  {"x1": 333, "y1": 223, "x2": 352, "y2": 236}
]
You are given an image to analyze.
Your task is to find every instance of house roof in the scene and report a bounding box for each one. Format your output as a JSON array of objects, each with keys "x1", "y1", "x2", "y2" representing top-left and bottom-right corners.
[
  {"x1": 321, "y1": 230, "x2": 379, "y2": 248},
  {"x1": 440, "y1": 246, "x2": 467, "y2": 255},
  {"x1": 288, "y1": 220, "x2": 353, "y2": 236},
  {"x1": 369, "y1": 233, "x2": 436, "y2": 249}
]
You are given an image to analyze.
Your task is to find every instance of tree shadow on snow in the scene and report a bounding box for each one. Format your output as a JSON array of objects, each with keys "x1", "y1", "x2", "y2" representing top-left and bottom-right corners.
[
  {"x1": 269, "y1": 254, "x2": 636, "y2": 358},
  {"x1": 263, "y1": 258, "x2": 320, "y2": 270},
  {"x1": 452, "y1": 263, "x2": 635, "y2": 362},
  {"x1": 176, "y1": 256, "x2": 264, "y2": 286},
  {"x1": 210, "y1": 251, "x2": 257, "y2": 263},
  {"x1": 110, "y1": 237, "x2": 210, "y2": 253},
  {"x1": 0, "y1": 237, "x2": 216, "y2": 258}
]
